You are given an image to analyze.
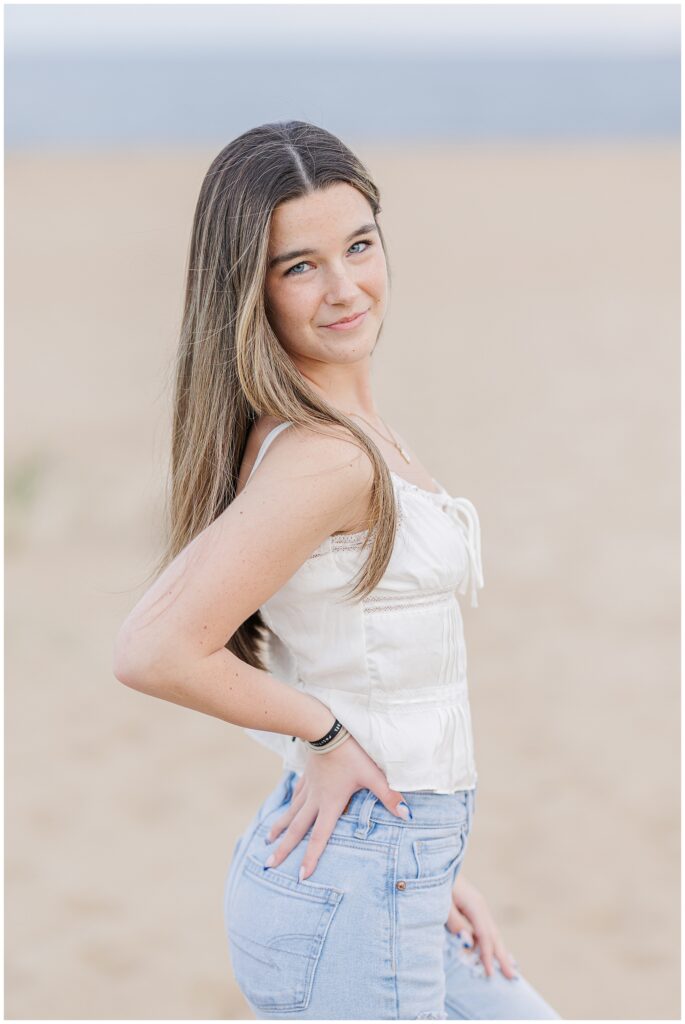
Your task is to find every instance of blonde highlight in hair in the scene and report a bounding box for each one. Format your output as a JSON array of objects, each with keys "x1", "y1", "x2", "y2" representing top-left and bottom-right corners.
[{"x1": 143, "y1": 120, "x2": 398, "y2": 670}]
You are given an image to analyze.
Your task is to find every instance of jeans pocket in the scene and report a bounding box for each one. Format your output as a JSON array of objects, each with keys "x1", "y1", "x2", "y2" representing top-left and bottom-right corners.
[
  {"x1": 396, "y1": 826, "x2": 470, "y2": 941},
  {"x1": 227, "y1": 853, "x2": 344, "y2": 1013},
  {"x1": 407, "y1": 825, "x2": 469, "y2": 890}
]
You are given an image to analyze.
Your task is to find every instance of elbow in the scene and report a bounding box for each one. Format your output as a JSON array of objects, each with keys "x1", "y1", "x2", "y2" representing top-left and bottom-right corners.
[
  {"x1": 112, "y1": 655, "x2": 148, "y2": 693},
  {"x1": 112, "y1": 626, "x2": 162, "y2": 694},
  {"x1": 112, "y1": 648, "x2": 150, "y2": 693}
]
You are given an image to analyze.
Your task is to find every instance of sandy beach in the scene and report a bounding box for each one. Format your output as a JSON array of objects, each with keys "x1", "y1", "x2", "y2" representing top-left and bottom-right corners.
[{"x1": 5, "y1": 141, "x2": 679, "y2": 1019}]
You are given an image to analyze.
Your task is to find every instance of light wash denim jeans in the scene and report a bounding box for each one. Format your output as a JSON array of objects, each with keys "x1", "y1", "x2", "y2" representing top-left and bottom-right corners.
[{"x1": 223, "y1": 769, "x2": 561, "y2": 1020}]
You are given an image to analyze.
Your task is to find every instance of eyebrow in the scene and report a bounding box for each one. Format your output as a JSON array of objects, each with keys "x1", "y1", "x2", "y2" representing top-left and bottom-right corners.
[{"x1": 269, "y1": 222, "x2": 378, "y2": 270}]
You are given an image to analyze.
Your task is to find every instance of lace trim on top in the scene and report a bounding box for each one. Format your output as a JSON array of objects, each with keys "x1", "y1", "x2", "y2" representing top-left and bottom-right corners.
[{"x1": 362, "y1": 584, "x2": 456, "y2": 613}]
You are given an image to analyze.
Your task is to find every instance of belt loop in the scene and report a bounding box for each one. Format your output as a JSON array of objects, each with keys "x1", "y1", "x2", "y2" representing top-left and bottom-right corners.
[{"x1": 354, "y1": 790, "x2": 379, "y2": 838}]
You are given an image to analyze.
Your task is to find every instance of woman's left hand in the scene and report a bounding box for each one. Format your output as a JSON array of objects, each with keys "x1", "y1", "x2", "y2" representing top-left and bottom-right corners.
[{"x1": 446, "y1": 874, "x2": 518, "y2": 981}]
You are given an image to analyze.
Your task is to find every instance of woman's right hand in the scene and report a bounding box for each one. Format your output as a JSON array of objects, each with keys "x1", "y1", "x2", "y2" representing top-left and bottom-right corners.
[{"x1": 264, "y1": 733, "x2": 410, "y2": 880}]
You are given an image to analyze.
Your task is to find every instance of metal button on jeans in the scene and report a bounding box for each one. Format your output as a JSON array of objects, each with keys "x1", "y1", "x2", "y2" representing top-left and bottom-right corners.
[{"x1": 396, "y1": 880, "x2": 406, "y2": 890}]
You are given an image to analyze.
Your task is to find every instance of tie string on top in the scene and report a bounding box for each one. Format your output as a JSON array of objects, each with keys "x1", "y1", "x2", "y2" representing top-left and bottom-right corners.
[{"x1": 443, "y1": 496, "x2": 484, "y2": 608}]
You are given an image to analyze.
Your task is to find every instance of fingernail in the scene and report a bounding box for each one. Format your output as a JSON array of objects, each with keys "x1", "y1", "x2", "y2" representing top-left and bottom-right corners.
[
  {"x1": 397, "y1": 801, "x2": 413, "y2": 820},
  {"x1": 264, "y1": 854, "x2": 275, "y2": 868},
  {"x1": 299, "y1": 866, "x2": 307, "y2": 882}
]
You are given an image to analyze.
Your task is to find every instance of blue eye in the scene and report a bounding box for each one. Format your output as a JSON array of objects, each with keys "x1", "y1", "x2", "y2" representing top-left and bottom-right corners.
[
  {"x1": 284, "y1": 239, "x2": 373, "y2": 277},
  {"x1": 285, "y1": 261, "x2": 309, "y2": 277}
]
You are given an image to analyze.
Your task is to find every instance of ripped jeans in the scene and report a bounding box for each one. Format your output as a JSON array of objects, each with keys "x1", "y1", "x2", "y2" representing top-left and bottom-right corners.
[{"x1": 223, "y1": 769, "x2": 560, "y2": 1020}]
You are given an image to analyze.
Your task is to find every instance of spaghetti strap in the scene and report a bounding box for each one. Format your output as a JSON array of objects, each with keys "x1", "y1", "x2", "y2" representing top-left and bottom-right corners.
[{"x1": 245, "y1": 421, "x2": 293, "y2": 485}]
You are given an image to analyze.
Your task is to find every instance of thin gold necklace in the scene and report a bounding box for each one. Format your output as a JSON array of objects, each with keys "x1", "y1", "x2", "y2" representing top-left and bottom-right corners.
[{"x1": 344, "y1": 411, "x2": 412, "y2": 464}]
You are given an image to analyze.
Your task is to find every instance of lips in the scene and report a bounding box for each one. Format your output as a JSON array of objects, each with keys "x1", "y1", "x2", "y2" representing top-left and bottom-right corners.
[{"x1": 322, "y1": 309, "x2": 369, "y2": 327}]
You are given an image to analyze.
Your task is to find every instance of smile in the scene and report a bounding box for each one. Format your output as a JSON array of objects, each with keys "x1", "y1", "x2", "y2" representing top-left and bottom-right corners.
[{"x1": 321, "y1": 309, "x2": 369, "y2": 331}]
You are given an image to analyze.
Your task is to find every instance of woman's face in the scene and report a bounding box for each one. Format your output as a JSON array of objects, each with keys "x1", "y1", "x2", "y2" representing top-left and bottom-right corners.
[{"x1": 264, "y1": 182, "x2": 388, "y2": 371}]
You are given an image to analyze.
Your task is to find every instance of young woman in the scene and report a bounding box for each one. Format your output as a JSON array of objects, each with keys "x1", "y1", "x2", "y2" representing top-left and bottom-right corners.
[{"x1": 114, "y1": 120, "x2": 560, "y2": 1020}]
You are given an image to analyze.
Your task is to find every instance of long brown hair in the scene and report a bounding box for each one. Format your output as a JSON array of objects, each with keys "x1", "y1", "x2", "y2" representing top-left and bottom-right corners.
[{"x1": 147, "y1": 120, "x2": 399, "y2": 670}]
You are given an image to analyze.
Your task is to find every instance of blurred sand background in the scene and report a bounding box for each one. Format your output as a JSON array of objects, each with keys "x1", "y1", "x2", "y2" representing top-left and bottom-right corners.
[{"x1": 5, "y1": 141, "x2": 679, "y2": 1019}]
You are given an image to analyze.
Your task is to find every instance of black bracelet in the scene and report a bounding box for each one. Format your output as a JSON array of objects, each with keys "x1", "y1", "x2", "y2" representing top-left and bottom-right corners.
[
  {"x1": 291, "y1": 718, "x2": 344, "y2": 747},
  {"x1": 309, "y1": 718, "x2": 344, "y2": 748}
]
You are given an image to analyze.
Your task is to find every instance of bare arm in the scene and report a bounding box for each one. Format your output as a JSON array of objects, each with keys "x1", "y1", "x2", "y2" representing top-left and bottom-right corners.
[
  {"x1": 116, "y1": 645, "x2": 336, "y2": 742},
  {"x1": 113, "y1": 424, "x2": 372, "y2": 743}
]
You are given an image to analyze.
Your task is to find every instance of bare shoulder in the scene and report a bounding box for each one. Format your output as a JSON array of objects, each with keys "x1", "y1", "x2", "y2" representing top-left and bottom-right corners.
[{"x1": 247, "y1": 419, "x2": 373, "y2": 508}]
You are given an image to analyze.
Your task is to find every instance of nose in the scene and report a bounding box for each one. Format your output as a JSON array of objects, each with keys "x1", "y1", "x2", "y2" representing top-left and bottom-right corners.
[{"x1": 323, "y1": 264, "x2": 360, "y2": 306}]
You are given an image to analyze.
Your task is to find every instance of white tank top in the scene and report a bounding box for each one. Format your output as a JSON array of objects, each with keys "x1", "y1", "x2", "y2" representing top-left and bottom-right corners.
[{"x1": 242, "y1": 421, "x2": 484, "y2": 793}]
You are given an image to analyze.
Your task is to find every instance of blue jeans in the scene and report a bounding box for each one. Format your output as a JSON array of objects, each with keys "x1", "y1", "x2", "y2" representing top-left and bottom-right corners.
[{"x1": 223, "y1": 769, "x2": 561, "y2": 1020}]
